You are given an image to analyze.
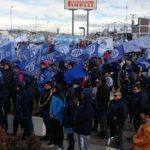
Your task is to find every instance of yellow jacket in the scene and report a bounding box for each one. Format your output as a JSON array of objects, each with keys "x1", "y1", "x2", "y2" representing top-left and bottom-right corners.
[{"x1": 133, "y1": 118, "x2": 150, "y2": 150}]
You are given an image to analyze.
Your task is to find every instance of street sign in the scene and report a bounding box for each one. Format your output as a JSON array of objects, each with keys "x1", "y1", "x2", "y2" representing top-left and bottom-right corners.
[
  {"x1": 74, "y1": 14, "x2": 87, "y2": 21},
  {"x1": 64, "y1": 0, "x2": 97, "y2": 10}
]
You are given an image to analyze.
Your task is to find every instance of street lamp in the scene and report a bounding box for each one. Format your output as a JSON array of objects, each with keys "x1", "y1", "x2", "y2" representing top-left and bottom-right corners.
[
  {"x1": 10, "y1": 6, "x2": 13, "y2": 33},
  {"x1": 79, "y1": 27, "x2": 85, "y2": 37},
  {"x1": 35, "y1": 16, "x2": 37, "y2": 32}
]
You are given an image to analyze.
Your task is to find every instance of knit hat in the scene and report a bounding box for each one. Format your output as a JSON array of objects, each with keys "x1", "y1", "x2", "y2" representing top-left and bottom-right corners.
[{"x1": 41, "y1": 61, "x2": 49, "y2": 68}]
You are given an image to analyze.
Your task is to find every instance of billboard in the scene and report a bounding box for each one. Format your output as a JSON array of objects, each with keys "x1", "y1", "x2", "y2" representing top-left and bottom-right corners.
[
  {"x1": 74, "y1": 14, "x2": 87, "y2": 21},
  {"x1": 64, "y1": 0, "x2": 97, "y2": 10}
]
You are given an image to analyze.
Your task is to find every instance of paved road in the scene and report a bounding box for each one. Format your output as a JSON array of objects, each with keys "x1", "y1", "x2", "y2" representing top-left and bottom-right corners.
[{"x1": 41, "y1": 121, "x2": 133, "y2": 150}]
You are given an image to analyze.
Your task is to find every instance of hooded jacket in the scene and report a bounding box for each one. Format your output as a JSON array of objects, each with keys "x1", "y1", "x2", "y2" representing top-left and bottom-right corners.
[
  {"x1": 133, "y1": 119, "x2": 150, "y2": 150},
  {"x1": 14, "y1": 82, "x2": 31, "y2": 119},
  {"x1": 3, "y1": 62, "x2": 17, "y2": 94},
  {"x1": 74, "y1": 88, "x2": 94, "y2": 135},
  {"x1": 131, "y1": 91, "x2": 149, "y2": 120},
  {"x1": 49, "y1": 95, "x2": 64, "y2": 125}
]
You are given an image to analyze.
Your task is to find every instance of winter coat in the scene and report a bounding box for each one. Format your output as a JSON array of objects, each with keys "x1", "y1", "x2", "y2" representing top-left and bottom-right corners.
[
  {"x1": 0, "y1": 81, "x2": 9, "y2": 126},
  {"x1": 14, "y1": 85, "x2": 31, "y2": 119},
  {"x1": 108, "y1": 99, "x2": 128, "y2": 127},
  {"x1": 90, "y1": 68, "x2": 101, "y2": 86},
  {"x1": 133, "y1": 119, "x2": 150, "y2": 150},
  {"x1": 96, "y1": 85, "x2": 110, "y2": 111},
  {"x1": 39, "y1": 90, "x2": 52, "y2": 113},
  {"x1": 130, "y1": 92, "x2": 149, "y2": 120},
  {"x1": 49, "y1": 95, "x2": 64, "y2": 125},
  {"x1": 3, "y1": 69, "x2": 17, "y2": 94},
  {"x1": 63, "y1": 88, "x2": 76, "y2": 128},
  {"x1": 74, "y1": 93, "x2": 94, "y2": 135}
]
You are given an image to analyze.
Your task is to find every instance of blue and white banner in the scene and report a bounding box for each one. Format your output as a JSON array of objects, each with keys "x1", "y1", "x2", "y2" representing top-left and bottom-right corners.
[
  {"x1": 65, "y1": 43, "x2": 98, "y2": 62},
  {"x1": 39, "y1": 43, "x2": 49, "y2": 56},
  {"x1": 107, "y1": 45, "x2": 124, "y2": 63},
  {"x1": 0, "y1": 42, "x2": 15, "y2": 61},
  {"x1": 123, "y1": 36, "x2": 150, "y2": 53},
  {"x1": 98, "y1": 43, "x2": 106, "y2": 58},
  {"x1": 54, "y1": 43, "x2": 70, "y2": 54}
]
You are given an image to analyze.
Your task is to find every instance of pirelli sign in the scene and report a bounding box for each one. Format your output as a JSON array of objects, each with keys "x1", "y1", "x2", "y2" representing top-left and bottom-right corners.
[{"x1": 64, "y1": 0, "x2": 97, "y2": 10}]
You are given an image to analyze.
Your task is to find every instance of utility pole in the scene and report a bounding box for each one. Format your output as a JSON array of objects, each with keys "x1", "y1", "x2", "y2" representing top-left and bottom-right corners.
[
  {"x1": 72, "y1": 10, "x2": 75, "y2": 36},
  {"x1": 35, "y1": 16, "x2": 37, "y2": 32},
  {"x1": 130, "y1": 14, "x2": 136, "y2": 36},
  {"x1": 87, "y1": 10, "x2": 90, "y2": 38},
  {"x1": 10, "y1": 6, "x2": 13, "y2": 33},
  {"x1": 125, "y1": 5, "x2": 128, "y2": 41}
]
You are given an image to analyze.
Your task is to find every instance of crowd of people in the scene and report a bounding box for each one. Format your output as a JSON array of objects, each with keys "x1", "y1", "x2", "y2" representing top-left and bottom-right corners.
[{"x1": 0, "y1": 50, "x2": 150, "y2": 150}]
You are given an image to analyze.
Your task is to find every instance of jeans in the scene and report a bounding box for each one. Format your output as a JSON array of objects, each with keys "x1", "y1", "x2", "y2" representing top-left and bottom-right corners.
[{"x1": 77, "y1": 134, "x2": 90, "y2": 150}]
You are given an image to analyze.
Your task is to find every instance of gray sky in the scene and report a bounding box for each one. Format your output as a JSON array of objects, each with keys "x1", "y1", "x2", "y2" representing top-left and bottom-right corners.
[{"x1": 0, "y1": 0, "x2": 149, "y2": 33}]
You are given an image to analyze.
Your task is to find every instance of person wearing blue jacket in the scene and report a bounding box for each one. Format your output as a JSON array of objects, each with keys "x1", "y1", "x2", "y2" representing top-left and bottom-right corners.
[
  {"x1": 37, "y1": 61, "x2": 52, "y2": 95},
  {"x1": 74, "y1": 88, "x2": 94, "y2": 150},
  {"x1": 48, "y1": 85, "x2": 64, "y2": 150}
]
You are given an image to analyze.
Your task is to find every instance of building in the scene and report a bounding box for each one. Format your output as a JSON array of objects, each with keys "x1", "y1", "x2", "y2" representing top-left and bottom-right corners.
[{"x1": 133, "y1": 17, "x2": 150, "y2": 39}]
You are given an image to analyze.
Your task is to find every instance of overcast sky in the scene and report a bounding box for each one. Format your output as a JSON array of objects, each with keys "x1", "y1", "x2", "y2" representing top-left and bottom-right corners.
[{"x1": 0, "y1": 0, "x2": 150, "y2": 33}]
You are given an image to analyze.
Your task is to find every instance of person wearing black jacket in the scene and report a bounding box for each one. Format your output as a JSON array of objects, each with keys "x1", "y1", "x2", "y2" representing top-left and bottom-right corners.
[
  {"x1": 13, "y1": 82, "x2": 31, "y2": 139},
  {"x1": 74, "y1": 88, "x2": 94, "y2": 150},
  {"x1": 0, "y1": 81, "x2": 9, "y2": 131},
  {"x1": 3, "y1": 60, "x2": 17, "y2": 113},
  {"x1": 63, "y1": 86, "x2": 76, "y2": 150},
  {"x1": 131, "y1": 83, "x2": 149, "y2": 132},
  {"x1": 96, "y1": 78, "x2": 110, "y2": 138},
  {"x1": 39, "y1": 81, "x2": 53, "y2": 141},
  {"x1": 24, "y1": 75, "x2": 35, "y2": 137},
  {"x1": 108, "y1": 92, "x2": 128, "y2": 148},
  {"x1": 90, "y1": 64, "x2": 101, "y2": 87}
]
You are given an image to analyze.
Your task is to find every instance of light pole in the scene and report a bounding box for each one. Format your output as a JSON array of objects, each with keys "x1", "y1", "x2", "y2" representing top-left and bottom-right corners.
[
  {"x1": 113, "y1": 22, "x2": 117, "y2": 32},
  {"x1": 35, "y1": 16, "x2": 37, "y2": 32},
  {"x1": 79, "y1": 27, "x2": 85, "y2": 37},
  {"x1": 10, "y1": 6, "x2": 13, "y2": 33}
]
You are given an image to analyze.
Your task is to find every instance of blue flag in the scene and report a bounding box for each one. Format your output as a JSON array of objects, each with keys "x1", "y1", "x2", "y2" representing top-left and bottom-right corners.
[
  {"x1": 108, "y1": 45, "x2": 124, "y2": 63},
  {"x1": 18, "y1": 45, "x2": 30, "y2": 61},
  {"x1": 64, "y1": 64, "x2": 86, "y2": 84},
  {"x1": 40, "y1": 43, "x2": 49, "y2": 56},
  {"x1": 0, "y1": 42, "x2": 15, "y2": 61},
  {"x1": 136, "y1": 56, "x2": 149, "y2": 69}
]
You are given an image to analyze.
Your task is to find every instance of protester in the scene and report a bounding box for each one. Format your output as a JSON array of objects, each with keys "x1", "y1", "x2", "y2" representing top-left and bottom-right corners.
[
  {"x1": 96, "y1": 77, "x2": 110, "y2": 138},
  {"x1": 24, "y1": 74, "x2": 34, "y2": 137},
  {"x1": 74, "y1": 88, "x2": 94, "y2": 150},
  {"x1": 0, "y1": 81, "x2": 9, "y2": 131},
  {"x1": 39, "y1": 81, "x2": 53, "y2": 141},
  {"x1": 0, "y1": 36, "x2": 150, "y2": 150},
  {"x1": 133, "y1": 109, "x2": 150, "y2": 150},
  {"x1": 108, "y1": 91, "x2": 128, "y2": 148},
  {"x1": 14, "y1": 65, "x2": 24, "y2": 82},
  {"x1": 13, "y1": 82, "x2": 31, "y2": 139},
  {"x1": 37, "y1": 61, "x2": 52, "y2": 95},
  {"x1": 63, "y1": 85, "x2": 76, "y2": 150},
  {"x1": 3, "y1": 60, "x2": 17, "y2": 113},
  {"x1": 90, "y1": 63, "x2": 101, "y2": 87},
  {"x1": 131, "y1": 83, "x2": 149, "y2": 132},
  {"x1": 48, "y1": 85, "x2": 64, "y2": 150}
]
